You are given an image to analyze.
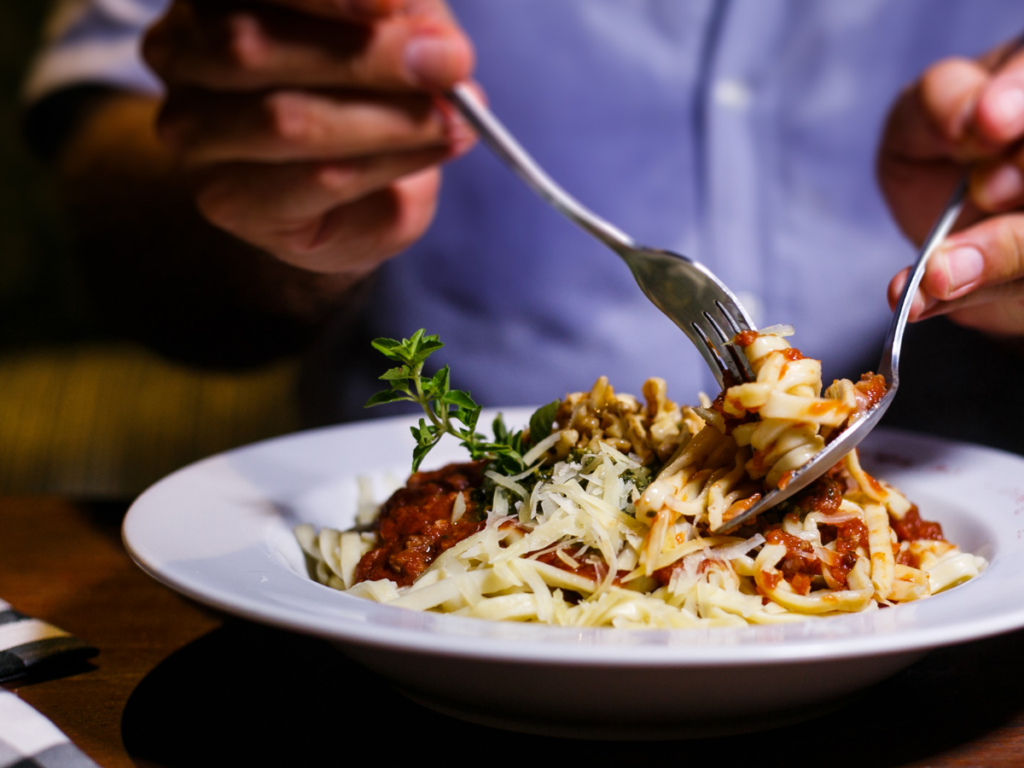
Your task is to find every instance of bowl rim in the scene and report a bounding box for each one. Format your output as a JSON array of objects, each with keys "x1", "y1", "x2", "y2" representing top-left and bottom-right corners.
[{"x1": 123, "y1": 412, "x2": 1024, "y2": 669}]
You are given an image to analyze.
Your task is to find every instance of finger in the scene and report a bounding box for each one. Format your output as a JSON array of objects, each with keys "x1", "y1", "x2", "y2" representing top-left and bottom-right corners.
[
  {"x1": 218, "y1": 0, "x2": 400, "y2": 24},
  {"x1": 145, "y1": 1, "x2": 472, "y2": 91},
  {"x1": 193, "y1": 145, "x2": 456, "y2": 233},
  {"x1": 920, "y1": 213, "x2": 1024, "y2": 305},
  {"x1": 970, "y1": 144, "x2": 1024, "y2": 212},
  {"x1": 881, "y1": 58, "x2": 989, "y2": 163},
  {"x1": 973, "y1": 47, "x2": 1024, "y2": 145},
  {"x1": 251, "y1": 0, "x2": 462, "y2": 27},
  {"x1": 266, "y1": 168, "x2": 442, "y2": 274},
  {"x1": 159, "y1": 88, "x2": 462, "y2": 163},
  {"x1": 887, "y1": 266, "x2": 935, "y2": 321},
  {"x1": 917, "y1": 278, "x2": 1024, "y2": 336}
]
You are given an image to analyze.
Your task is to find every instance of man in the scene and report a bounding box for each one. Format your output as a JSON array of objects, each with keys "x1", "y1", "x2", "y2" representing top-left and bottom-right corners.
[{"x1": 26, "y1": 0, "x2": 1024, "y2": 449}]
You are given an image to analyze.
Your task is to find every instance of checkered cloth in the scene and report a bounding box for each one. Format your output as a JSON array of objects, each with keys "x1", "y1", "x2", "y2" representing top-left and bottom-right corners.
[
  {"x1": 0, "y1": 691, "x2": 100, "y2": 768},
  {"x1": 0, "y1": 600, "x2": 95, "y2": 684},
  {"x1": 0, "y1": 600, "x2": 99, "y2": 768}
]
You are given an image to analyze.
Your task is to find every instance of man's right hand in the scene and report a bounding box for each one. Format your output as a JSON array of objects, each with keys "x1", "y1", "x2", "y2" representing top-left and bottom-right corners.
[{"x1": 143, "y1": 0, "x2": 475, "y2": 280}]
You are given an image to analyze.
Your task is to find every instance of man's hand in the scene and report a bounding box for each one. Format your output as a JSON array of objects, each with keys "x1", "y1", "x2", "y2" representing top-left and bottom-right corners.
[
  {"x1": 879, "y1": 41, "x2": 1024, "y2": 337},
  {"x1": 143, "y1": 0, "x2": 475, "y2": 281}
]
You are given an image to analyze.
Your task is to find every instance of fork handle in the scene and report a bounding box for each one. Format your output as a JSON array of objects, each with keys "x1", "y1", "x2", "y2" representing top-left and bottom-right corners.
[
  {"x1": 881, "y1": 32, "x2": 1024, "y2": 386},
  {"x1": 878, "y1": 178, "x2": 967, "y2": 387},
  {"x1": 445, "y1": 84, "x2": 636, "y2": 252}
]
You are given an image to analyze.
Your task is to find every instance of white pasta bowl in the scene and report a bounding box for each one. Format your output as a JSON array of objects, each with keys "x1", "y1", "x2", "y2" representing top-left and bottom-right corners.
[{"x1": 123, "y1": 410, "x2": 1024, "y2": 739}]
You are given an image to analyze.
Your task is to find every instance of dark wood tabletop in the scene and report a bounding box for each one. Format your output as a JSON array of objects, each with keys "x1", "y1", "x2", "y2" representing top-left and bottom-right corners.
[{"x1": 3, "y1": 496, "x2": 1024, "y2": 767}]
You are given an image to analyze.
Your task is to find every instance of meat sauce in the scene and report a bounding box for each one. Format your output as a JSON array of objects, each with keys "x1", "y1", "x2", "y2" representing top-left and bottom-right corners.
[
  {"x1": 756, "y1": 475, "x2": 944, "y2": 594},
  {"x1": 854, "y1": 372, "x2": 887, "y2": 412},
  {"x1": 763, "y1": 520, "x2": 868, "y2": 595},
  {"x1": 734, "y1": 330, "x2": 759, "y2": 348},
  {"x1": 891, "y1": 505, "x2": 944, "y2": 543},
  {"x1": 652, "y1": 555, "x2": 731, "y2": 587},
  {"x1": 761, "y1": 476, "x2": 868, "y2": 595},
  {"x1": 533, "y1": 550, "x2": 632, "y2": 588},
  {"x1": 354, "y1": 461, "x2": 486, "y2": 587}
]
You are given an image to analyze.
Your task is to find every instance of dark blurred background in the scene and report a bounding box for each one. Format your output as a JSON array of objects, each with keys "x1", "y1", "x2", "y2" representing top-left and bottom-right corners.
[{"x1": 0, "y1": 1, "x2": 299, "y2": 497}]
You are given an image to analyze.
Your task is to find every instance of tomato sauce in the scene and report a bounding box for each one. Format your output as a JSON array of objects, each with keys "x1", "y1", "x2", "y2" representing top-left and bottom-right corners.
[
  {"x1": 824, "y1": 519, "x2": 869, "y2": 587},
  {"x1": 890, "y1": 505, "x2": 944, "y2": 542},
  {"x1": 651, "y1": 557, "x2": 730, "y2": 587},
  {"x1": 354, "y1": 461, "x2": 486, "y2": 587},
  {"x1": 791, "y1": 475, "x2": 843, "y2": 517},
  {"x1": 534, "y1": 549, "x2": 631, "y2": 586},
  {"x1": 723, "y1": 493, "x2": 761, "y2": 523},
  {"x1": 854, "y1": 372, "x2": 887, "y2": 412},
  {"x1": 757, "y1": 476, "x2": 868, "y2": 593},
  {"x1": 764, "y1": 529, "x2": 818, "y2": 594},
  {"x1": 734, "y1": 330, "x2": 759, "y2": 348},
  {"x1": 711, "y1": 387, "x2": 758, "y2": 433}
]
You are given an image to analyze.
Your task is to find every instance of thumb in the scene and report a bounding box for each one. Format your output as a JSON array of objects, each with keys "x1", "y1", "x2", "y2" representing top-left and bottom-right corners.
[{"x1": 398, "y1": 0, "x2": 474, "y2": 89}]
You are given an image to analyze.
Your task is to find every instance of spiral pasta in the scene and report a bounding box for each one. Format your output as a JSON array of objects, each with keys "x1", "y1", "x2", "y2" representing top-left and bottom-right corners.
[{"x1": 297, "y1": 328, "x2": 984, "y2": 628}]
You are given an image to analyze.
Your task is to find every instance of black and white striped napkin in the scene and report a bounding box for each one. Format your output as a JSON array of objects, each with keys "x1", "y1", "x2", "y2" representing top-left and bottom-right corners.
[
  {"x1": 0, "y1": 690, "x2": 101, "y2": 768},
  {"x1": 0, "y1": 600, "x2": 96, "y2": 683},
  {"x1": 0, "y1": 600, "x2": 99, "y2": 768}
]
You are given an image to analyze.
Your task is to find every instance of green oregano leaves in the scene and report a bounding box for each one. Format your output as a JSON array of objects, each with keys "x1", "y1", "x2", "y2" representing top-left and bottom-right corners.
[{"x1": 365, "y1": 329, "x2": 558, "y2": 474}]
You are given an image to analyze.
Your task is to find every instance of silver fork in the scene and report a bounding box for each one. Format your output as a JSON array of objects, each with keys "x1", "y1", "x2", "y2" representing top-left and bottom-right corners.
[
  {"x1": 448, "y1": 82, "x2": 962, "y2": 532},
  {"x1": 445, "y1": 84, "x2": 756, "y2": 388},
  {"x1": 713, "y1": 29, "x2": 1024, "y2": 532},
  {"x1": 713, "y1": 179, "x2": 969, "y2": 533}
]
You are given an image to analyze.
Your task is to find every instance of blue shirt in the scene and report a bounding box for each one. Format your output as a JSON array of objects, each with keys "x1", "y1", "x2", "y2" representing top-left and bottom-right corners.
[
  {"x1": 325, "y1": 0, "x2": 1024, "y2": 423},
  {"x1": 27, "y1": 0, "x2": 1024, "y2": 437}
]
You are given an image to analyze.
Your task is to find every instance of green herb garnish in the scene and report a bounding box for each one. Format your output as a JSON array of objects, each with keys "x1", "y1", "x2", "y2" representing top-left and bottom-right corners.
[{"x1": 365, "y1": 329, "x2": 559, "y2": 474}]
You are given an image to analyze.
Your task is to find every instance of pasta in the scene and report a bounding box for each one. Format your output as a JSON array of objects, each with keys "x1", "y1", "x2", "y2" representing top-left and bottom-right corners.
[{"x1": 297, "y1": 326, "x2": 985, "y2": 628}]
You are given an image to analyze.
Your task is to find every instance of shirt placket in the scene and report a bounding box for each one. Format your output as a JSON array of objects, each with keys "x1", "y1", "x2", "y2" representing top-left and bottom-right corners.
[{"x1": 700, "y1": 0, "x2": 790, "y2": 348}]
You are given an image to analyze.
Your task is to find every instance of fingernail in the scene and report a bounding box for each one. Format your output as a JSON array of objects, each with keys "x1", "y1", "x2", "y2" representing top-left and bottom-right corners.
[
  {"x1": 405, "y1": 34, "x2": 460, "y2": 88},
  {"x1": 991, "y1": 85, "x2": 1024, "y2": 129},
  {"x1": 937, "y1": 245, "x2": 984, "y2": 294},
  {"x1": 980, "y1": 163, "x2": 1024, "y2": 209}
]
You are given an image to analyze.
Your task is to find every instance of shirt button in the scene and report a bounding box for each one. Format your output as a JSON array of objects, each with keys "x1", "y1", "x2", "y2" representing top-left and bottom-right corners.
[{"x1": 712, "y1": 79, "x2": 752, "y2": 110}]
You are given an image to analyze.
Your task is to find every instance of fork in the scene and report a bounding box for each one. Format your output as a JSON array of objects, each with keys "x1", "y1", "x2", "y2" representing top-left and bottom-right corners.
[
  {"x1": 445, "y1": 84, "x2": 756, "y2": 388},
  {"x1": 714, "y1": 29, "x2": 1024, "y2": 531},
  {"x1": 713, "y1": 178, "x2": 969, "y2": 533},
  {"x1": 448, "y1": 82, "x2": 963, "y2": 532}
]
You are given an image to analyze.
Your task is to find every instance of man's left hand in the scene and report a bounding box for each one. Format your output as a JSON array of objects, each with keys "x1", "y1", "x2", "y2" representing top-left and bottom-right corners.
[{"x1": 879, "y1": 41, "x2": 1024, "y2": 337}]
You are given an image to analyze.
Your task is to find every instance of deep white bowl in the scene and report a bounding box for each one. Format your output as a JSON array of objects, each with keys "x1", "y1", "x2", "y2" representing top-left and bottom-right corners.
[{"x1": 123, "y1": 411, "x2": 1024, "y2": 738}]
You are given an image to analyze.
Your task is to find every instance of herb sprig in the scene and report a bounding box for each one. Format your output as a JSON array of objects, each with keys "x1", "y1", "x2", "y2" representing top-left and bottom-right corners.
[{"x1": 365, "y1": 330, "x2": 559, "y2": 474}]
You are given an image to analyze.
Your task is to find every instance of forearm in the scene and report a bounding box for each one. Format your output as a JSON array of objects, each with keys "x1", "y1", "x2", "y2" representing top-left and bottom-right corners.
[{"x1": 53, "y1": 92, "x2": 363, "y2": 368}]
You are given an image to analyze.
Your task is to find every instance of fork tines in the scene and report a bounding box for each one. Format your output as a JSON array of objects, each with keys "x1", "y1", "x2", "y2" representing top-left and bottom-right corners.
[{"x1": 692, "y1": 302, "x2": 755, "y2": 386}]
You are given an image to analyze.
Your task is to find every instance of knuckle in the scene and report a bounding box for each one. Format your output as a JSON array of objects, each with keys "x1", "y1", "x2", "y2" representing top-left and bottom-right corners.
[
  {"x1": 278, "y1": 223, "x2": 329, "y2": 260},
  {"x1": 312, "y1": 161, "x2": 368, "y2": 200},
  {"x1": 221, "y1": 12, "x2": 268, "y2": 73},
  {"x1": 999, "y1": 217, "x2": 1024, "y2": 276},
  {"x1": 194, "y1": 175, "x2": 243, "y2": 231},
  {"x1": 263, "y1": 92, "x2": 316, "y2": 145},
  {"x1": 920, "y1": 57, "x2": 984, "y2": 135}
]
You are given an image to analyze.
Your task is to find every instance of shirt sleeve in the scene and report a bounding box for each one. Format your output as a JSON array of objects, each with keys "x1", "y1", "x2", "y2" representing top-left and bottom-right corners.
[{"x1": 22, "y1": 0, "x2": 170, "y2": 103}]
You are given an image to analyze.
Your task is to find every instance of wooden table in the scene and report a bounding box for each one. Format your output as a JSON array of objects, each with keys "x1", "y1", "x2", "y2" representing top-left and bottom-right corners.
[{"x1": 3, "y1": 497, "x2": 1024, "y2": 767}]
